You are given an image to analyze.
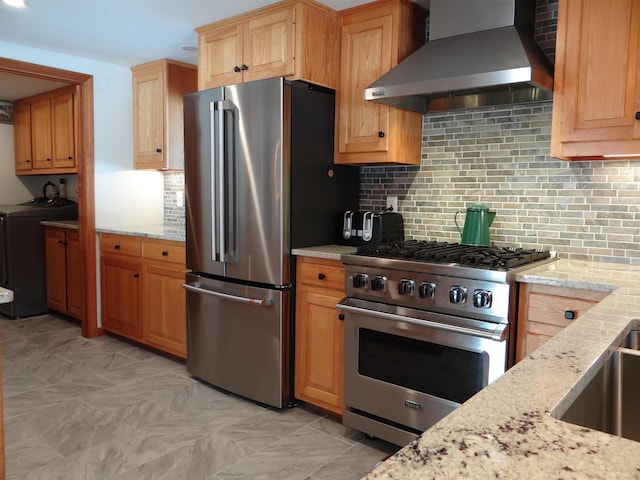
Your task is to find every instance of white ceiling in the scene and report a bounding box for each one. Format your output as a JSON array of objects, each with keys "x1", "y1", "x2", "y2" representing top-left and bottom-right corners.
[{"x1": 0, "y1": 0, "x2": 430, "y2": 100}]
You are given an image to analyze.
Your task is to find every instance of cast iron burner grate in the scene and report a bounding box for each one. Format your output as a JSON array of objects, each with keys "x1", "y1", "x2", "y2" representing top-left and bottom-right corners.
[{"x1": 356, "y1": 240, "x2": 550, "y2": 270}]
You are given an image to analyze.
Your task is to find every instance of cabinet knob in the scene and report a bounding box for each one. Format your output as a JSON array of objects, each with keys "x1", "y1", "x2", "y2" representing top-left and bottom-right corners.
[
  {"x1": 46, "y1": 158, "x2": 51, "y2": 161},
  {"x1": 156, "y1": 148, "x2": 162, "y2": 153},
  {"x1": 241, "y1": 64, "x2": 248, "y2": 71},
  {"x1": 68, "y1": 156, "x2": 72, "y2": 160},
  {"x1": 58, "y1": 239, "x2": 64, "y2": 244},
  {"x1": 636, "y1": 112, "x2": 640, "y2": 120},
  {"x1": 162, "y1": 251, "x2": 168, "y2": 256},
  {"x1": 318, "y1": 273, "x2": 325, "y2": 280},
  {"x1": 338, "y1": 314, "x2": 345, "y2": 321},
  {"x1": 114, "y1": 245, "x2": 120, "y2": 250},
  {"x1": 233, "y1": 66, "x2": 241, "y2": 73},
  {"x1": 133, "y1": 273, "x2": 140, "y2": 278},
  {"x1": 378, "y1": 131, "x2": 385, "y2": 138},
  {"x1": 26, "y1": 159, "x2": 31, "y2": 163},
  {"x1": 565, "y1": 310, "x2": 576, "y2": 320}
]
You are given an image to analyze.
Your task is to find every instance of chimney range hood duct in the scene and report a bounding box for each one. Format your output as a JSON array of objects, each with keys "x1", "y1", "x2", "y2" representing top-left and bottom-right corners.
[{"x1": 364, "y1": 0, "x2": 554, "y2": 113}]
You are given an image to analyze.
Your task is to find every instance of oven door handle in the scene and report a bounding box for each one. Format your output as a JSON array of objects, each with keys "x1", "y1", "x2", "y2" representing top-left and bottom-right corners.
[{"x1": 336, "y1": 302, "x2": 508, "y2": 342}]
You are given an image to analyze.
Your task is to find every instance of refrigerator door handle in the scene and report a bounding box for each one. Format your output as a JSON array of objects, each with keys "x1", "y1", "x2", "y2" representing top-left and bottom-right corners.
[
  {"x1": 209, "y1": 101, "x2": 218, "y2": 261},
  {"x1": 183, "y1": 283, "x2": 273, "y2": 307},
  {"x1": 215, "y1": 100, "x2": 226, "y2": 262}
]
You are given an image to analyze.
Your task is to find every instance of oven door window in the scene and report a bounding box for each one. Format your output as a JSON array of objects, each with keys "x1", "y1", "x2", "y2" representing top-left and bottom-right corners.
[{"x1": 358, "y1": 328, "x2": 488, "y2": 405}]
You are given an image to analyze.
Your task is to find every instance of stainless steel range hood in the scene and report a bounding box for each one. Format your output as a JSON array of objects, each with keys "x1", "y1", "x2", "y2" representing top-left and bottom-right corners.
[{"x1": 364, "y1": 0, "x2": 554, "y2": 113}]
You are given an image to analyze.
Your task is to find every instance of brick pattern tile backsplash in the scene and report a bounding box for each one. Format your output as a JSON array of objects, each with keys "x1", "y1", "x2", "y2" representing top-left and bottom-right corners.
[
  {"x1": 163, "y1": 171, "x2": 185, "y2": 228},
  {"x1": 359, "y1": 102, "x2": 640, "y2": 265}
]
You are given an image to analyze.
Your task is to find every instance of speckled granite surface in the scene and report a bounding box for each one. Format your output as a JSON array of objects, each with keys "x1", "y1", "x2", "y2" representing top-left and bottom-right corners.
[
  {"x1": 96, "y1": 225, "x2": 185, "y2": 242},
  {"x1": 0, "y1": 287, "x2": 13, "y2": 304},
  {"x1": 364, "y1": 259, "x2": 640, "y2": 479},
  {"x1": 292, "y1": 244, "x2": 356, "y2": 261},
  {"x1": 40, "y1": 219, "x2": 79, "y2": 230}
]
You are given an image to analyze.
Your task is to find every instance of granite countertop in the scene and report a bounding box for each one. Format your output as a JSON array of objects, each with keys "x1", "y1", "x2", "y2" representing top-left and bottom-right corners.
[
  {"x1": 365, "y1": 259, "x2": 640, "y2": 479},
  {"x1": 96, "y1": 225, "x2": 185, "y2": 242},
  {"x1": 0, "y1": 287, "x2": 14, "y2": 304},
  {"x1": 292, "y1": 244, "x2": 356, "y2": 261},
  {"x1": 41, "y1": 219, "x2": 79, "y2": 230}
]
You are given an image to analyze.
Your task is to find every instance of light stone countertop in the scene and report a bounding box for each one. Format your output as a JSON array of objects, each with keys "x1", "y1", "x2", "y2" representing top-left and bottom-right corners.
[
  {"x1": 0, "y1": 287, "x2": 13, "y2": 304},
  {"x1": 292, "y1": 244, "x2": 356, "y2": 261},
  {"x1": 41, "y1": 219, "x2": 79, "y2": 230},
  {"x1": 96, "y1": 225, "x2": 185, "y2": 243},
  {"x1": 364, "y1": 259, "x2": 640, "y2": 479}
]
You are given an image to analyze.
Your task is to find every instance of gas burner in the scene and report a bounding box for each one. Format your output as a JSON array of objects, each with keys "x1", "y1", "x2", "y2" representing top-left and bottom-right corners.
[{"x1": 356, "y1": 240, "x2": 550, "y2": 271}]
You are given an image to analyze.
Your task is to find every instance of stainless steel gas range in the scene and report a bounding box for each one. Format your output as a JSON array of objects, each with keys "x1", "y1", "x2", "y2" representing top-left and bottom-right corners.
[{"x1": 338, "y1": 240, "x2": 556, "y2": 446}]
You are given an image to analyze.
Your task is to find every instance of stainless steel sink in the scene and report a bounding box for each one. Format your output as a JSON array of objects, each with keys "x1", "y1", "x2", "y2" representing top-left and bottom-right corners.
[{"x1": 554, "y1": 328, "x2": 640, "y2": 442}]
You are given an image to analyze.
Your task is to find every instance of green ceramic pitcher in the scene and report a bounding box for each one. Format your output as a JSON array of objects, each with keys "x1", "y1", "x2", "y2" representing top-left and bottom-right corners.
[{"x1": 454, "y1": 204, "x2": 496, "y2": 246}]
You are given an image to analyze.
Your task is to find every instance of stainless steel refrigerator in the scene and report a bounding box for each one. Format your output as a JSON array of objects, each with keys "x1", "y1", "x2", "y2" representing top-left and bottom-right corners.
[{"x1": 183, "y1": 77, "x2": 359, "y2": 408}]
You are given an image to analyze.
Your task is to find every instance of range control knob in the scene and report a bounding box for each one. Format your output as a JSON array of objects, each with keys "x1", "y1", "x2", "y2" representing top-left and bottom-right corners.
[
  {"x1": 449, "y1": 286, "x2": 468, "y2": 304},
  {"x1": 398, "y1": 279, "x2": 415, "y2": 296},
  {"x1": 419, "y1": 282, "x2": 437, "y2": 299},
  {"x1": 371, "y1": 276, "x2": 387, "y2": 291},
  {"x1": 352, "y1": 273, "x2": 369, "y2": 289},
  {"x1": 473, "y1": 289, "x2": 493, "y2": 308}
]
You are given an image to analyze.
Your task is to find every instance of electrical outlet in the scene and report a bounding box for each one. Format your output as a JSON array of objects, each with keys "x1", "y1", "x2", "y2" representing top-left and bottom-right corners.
[
  {"x1": 387, "y1": 195, "x2": 398, "y2": 212},
  {"x1": 176, "y1": 190, "x2": 184, "y2": 208}
]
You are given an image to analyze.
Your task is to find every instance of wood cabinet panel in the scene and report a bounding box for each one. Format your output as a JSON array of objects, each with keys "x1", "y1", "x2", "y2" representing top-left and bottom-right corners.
[
  {"x1": 295, "y1": 256, "x2": 345, "y2": 415},
  {"x1": 197, "y1": 0, "x2": 338, "y2": 90},
  {"x1": 142, "y1": 262, "x2": 187, "y2": 358},
  {"x1": 551, "y1": 0, "x2": 640, "y2": 159},
  {"x1": 100, "y1": 233, "x2": 186, "y2": 358},
  {"x1": 13, "y1": 85, "x2": 78, "y2": 175},
  {"x1": 131, "y1": 59, "x2": 197, "y2": 170},
  {"x1": 13, "y1": 102, "x2": 32, "y2": 171},
  {"x1": 335, "y1": 0, "x2": 426, "y2": 165},
  {"x1": 516, "y1": 283, "x2": 609, "y2": 362},
  {"x1": 45, "y1": 227, "x2": 83, "y2": 320}
]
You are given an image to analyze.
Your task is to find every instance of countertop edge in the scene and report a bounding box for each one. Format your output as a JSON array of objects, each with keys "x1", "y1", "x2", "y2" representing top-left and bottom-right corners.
[
  {"x1": 96, "y1": 225, "x2": 185, "y2": 243},
  {"x1": 292, "y1": 245, "x2": 356, "y2": 261}
]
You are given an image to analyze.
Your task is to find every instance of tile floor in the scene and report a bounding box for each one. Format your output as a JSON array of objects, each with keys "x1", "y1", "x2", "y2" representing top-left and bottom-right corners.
[{"x1": 0, "y1": 313, "x2": 398, "y2": 480}]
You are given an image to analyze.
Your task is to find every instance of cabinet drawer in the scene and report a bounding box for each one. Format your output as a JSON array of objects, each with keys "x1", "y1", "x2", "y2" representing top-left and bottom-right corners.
[
  {"x1": 142, "y1": 240, "x2": 186, "y2": 264},
  {"x1": 297, "y1": 259, "x2": 344, "y2": 291},
  {"x1": 100, "y1": 234, "x2": 141, "y2": 257},
  {"x1": 527, "y1": 293, "x2": 599, "y2": 327}
]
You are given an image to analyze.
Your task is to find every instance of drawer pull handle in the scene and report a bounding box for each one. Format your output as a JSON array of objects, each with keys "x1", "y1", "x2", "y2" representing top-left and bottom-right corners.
[
  {"x1": 114, "y1": 245, "x2": 120, "y2": 250},
  {"x1": 636, "y1": 111, "x2": 640, "y2": 120},
  {"x1": 133, "y1": 273, "x2": 140, "y2": 278},
  {"x1": 318, "y1": 273, "x2": 325, "y2": 280},
  {"x1": 338, "y1": 313, "x2": 345, "y2": 321},
  {"x1": 565, "y1": 310, "x2": 576, "y2": 320},
  {"x1": 162, "y1": 251, "x2": 169, "y2": 256}
]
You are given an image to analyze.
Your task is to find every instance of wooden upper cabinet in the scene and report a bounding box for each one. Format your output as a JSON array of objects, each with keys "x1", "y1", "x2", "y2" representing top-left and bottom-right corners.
[
  {"x1": 13, "y1": 85, "x2": 78, "y2": 175},
  {"x1": 551, "y1": 0, "x2": 640, "y2": 160},
  {"x1": 335, "y1": 0, "x2": 427, "y2": 165},
  {"x1": 197, "y1": 0, "x2": 339, "y2": 90},
  {"x1": 13, "y1": 102, "x2": 32, "y2": 171},
  {"x1": 131, "y1": 59, "x2": 197, "y2": 170}
]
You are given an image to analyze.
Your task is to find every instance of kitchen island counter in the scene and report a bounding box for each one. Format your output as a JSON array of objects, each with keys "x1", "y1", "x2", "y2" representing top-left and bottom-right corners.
[
  {"x1": 96, "y1": 225, "x2": 185, "y2": 242},
  {"x1": 364, "y1": 259, "x2": 640, "y2": 479}
]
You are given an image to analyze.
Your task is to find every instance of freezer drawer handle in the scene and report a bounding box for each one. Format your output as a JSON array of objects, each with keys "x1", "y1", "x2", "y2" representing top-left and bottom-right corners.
[{"x1": 182, "y1": 283, "x2": 273, "y2": 306}]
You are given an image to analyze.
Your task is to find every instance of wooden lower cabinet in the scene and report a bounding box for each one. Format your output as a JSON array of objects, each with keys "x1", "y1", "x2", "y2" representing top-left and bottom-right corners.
[
  {"x1": 516, "y1": 283, "x2": 609, "y2": 362},
  {"x1": 44, "y1": 226, "x2": 83, "y2": 319},
  {"x1": 100, "y1": 233, "x2": 187, "y2": 358},
  {"x1": 295, "y1": 256, "x2": 346, "y2": 415}
]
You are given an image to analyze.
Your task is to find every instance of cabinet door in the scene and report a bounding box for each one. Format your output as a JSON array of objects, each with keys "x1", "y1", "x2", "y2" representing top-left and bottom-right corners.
[
  {"x1": 132, "y1": 68, "x2": 165, "y2": 169},
  {"x1": 65, "y1": 230, "x2": 83, "y2": 320},
  {"x1": 101, "y1": 255, "x2": 142, "y2": 340},
  {"x1": 44, "y1": 228, "x2": 67, "y2": 313},
  {"x1": 551, "y1": 0, "x2": 640, "y2": 159},
  {"x1": 337, "y1": 15, "x2": 392, "y2": 156},
  {"x1": 199, "y1": 23, "x2": 244, "y2": 89},
  {"x1": 242, "y1": 7, "x2": 295, "y2": 83},
  {"x1": 295, "y1": 289, "x2": 345, "y2": 415},
  {"x1": 13, "y1": 102, "x2": 32, "y2": 171},
  {"x1": 142, "y1": 262, "x2": 187, "y2": 358},
  {"x1": 51, "y1": 91, "x2": 75, "y2": 169},
  {"x1": 30, "y1": 98, "x2": 52, "y2": 169}
]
